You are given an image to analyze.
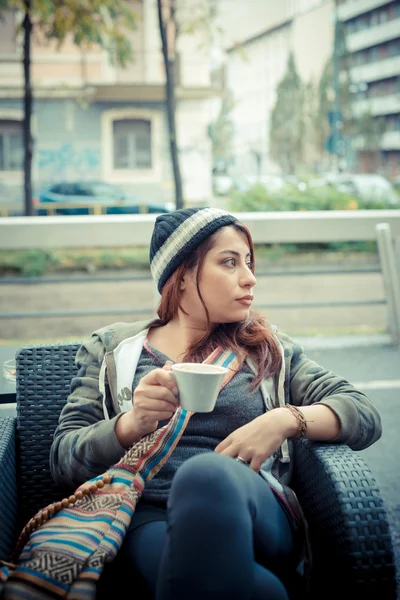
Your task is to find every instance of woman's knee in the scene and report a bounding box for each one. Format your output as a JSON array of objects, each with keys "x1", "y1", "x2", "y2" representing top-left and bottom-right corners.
[{"x1": 169, "y1": 452, "x2": 244, "y2": 508}]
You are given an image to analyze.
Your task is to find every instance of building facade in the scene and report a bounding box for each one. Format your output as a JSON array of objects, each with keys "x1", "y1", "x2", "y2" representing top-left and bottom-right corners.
[
  {"x1": 337, "y1": 0, "x2": 400, "y2": 179},
  {"x1": 215, "y1": 0, "x2": 334, "y2": 177},
  {"x1": 0, "y1": 0, "x2": 216, "y2": 208}
]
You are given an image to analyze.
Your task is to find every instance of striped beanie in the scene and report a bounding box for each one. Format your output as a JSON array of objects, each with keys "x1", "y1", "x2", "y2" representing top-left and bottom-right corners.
[{"x1": 150, "y1": 207, "x2": 238, "y2": 292}]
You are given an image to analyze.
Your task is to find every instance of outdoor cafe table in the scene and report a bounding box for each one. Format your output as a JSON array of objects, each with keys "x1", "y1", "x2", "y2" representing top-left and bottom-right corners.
[{"x1": 0, "y1": 345, "x2": 19, "y2": 417}]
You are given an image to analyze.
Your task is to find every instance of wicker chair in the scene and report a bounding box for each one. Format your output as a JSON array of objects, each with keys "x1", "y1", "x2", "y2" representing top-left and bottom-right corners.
[{"x1": 0, "y1": 342, "x2": 397, "y2": 599}]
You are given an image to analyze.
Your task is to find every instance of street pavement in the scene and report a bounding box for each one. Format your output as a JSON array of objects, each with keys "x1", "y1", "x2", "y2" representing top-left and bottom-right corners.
[{"x1": 1, "y1": 336, "x2": 399, "y2": 593}]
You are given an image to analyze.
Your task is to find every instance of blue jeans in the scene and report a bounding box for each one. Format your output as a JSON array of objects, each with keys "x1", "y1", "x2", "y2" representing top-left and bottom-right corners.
[{"x1": 115, "y1": 453, "x2": 298, "y2": 600}]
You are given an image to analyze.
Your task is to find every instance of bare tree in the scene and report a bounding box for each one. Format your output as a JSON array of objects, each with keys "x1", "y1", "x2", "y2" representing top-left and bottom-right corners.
[
  {"x1": 157, "y1": 0, "x2": 184, "y2": 209},
  {"x1": 22, "y1": 0, "x2": 33, "y2": 215}
]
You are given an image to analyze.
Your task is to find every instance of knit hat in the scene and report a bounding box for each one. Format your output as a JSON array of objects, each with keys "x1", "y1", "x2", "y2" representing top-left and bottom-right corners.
[{"x1": 150, "y1": 207, "x2": 238, "y2": 292}]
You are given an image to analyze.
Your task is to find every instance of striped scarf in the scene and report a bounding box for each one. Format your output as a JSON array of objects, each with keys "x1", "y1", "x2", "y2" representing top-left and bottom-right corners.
[{"x1": 0, "y1": 348, "x2": 241, "y2": 599}]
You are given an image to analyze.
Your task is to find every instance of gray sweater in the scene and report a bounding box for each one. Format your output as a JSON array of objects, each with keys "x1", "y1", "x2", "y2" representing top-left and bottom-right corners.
[{"x1": 137, "y1": 343, "x2": 265, "y2": 505}]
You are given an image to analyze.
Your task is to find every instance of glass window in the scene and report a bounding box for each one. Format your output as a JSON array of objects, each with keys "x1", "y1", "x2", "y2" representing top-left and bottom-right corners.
[
  {"x1": 380, "y1": 44, "x2": 388, "y2": 59},
  {"x1": 379, "y1": 9, "x2": 388, "y2": 23},
  {"x1": 370, "y1": 10, "x2": 379, "y2": 26},
  {"x1": 73, "y1": 184, "x2": 92, "y2": 196},
  {"x1": 59, "y1": 184, "x2": 78, "y2": 195},
  {"x1": 0, "y1": 119, "x2": 23, "y2": 171},
  {"x1": 113, "y1": 119, "x2": 152, "y2": 169},
  {"x1": 90, "y1": 183, "x2": 124, "y2": 198}
]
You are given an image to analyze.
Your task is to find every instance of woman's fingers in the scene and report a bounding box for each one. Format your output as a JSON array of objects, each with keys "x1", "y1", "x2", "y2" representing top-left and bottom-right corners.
[
  {"x1": 214, "y1": 437, "x2": 232, "y2": 454},
  {"x1": 138, "y1": 384, "x2": 178, "y2": 407},
  {"x1": 216, "y1": 441, "x2": 262, "y2": 472},
  {"x1": 145, "y1": 410, "x2": 175, "y2": 421},
  {"x1": 249, "y1": 457, "x2": 263, "y2": 473},
  {"x1": 146, "y1": 368, "x2": 179, "y2": 398},
  {"x1": 137, "y1": 397, "x2": 177, "y2": 413}
]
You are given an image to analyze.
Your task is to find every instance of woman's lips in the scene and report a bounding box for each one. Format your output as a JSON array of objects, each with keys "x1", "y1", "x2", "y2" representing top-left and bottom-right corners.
[{"x1": 236, "y1": 298, "x2": 253, "y2": 306}]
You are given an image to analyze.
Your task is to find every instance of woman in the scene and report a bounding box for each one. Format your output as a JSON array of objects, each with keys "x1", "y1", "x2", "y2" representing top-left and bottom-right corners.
[{"x1": 50, "y1": 207, "x2": 382, "y2": 600}]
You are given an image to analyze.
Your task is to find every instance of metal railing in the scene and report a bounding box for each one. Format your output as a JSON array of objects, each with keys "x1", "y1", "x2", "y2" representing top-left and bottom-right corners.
[{"x1": 1, "y1": 210, "x2": 400, "y2": 343}]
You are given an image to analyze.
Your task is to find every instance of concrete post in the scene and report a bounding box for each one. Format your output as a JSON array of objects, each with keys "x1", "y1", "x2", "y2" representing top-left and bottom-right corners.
[{"x1": 376, "y1": 223, "x2": 400, "y2": 346}]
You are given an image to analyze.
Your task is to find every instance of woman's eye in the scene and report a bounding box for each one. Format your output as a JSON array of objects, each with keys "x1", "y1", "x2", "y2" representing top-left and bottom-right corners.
[
  {"x1": 224, "y1": 258, "x2": 236, "y2": 267},
  {"x1": 247, "y1": 262, "x2": 254, "y2": 270}
]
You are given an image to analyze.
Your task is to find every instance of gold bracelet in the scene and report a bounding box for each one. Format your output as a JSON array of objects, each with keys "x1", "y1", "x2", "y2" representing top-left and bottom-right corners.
[{"x1": 283, "y1": 404, "x2": 308, "y2": 440}]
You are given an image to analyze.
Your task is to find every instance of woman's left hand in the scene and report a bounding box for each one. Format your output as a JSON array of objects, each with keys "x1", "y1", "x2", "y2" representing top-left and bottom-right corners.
[{"x1": 214, "y1": 408, "x2": 295, "y2": 472}]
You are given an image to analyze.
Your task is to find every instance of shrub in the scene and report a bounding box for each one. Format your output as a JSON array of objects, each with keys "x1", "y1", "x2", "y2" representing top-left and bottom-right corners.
[
  {"x1": 16, "y1": 250, "x2": 55, "y2": 277},
  {"x1": 230, "y1": 183, "x2": 382, "y2": 254},
  {"x1": 230, "y1": 183, "x2": 360, "y2": 213}
]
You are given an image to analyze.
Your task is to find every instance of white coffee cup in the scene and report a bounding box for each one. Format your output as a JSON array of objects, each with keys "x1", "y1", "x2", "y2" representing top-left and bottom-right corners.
[{"x1": 171, "y1": 363, "x2": 228, "y2": 413}]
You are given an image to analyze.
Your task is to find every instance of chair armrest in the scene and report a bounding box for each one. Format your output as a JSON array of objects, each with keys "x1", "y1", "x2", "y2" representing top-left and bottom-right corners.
[
  {"x1": 0, "y1": 417, "x2": 18, "y2": 562},
  {"x1": 292, "y1": 439, "x2": 397, "y2": 599}
]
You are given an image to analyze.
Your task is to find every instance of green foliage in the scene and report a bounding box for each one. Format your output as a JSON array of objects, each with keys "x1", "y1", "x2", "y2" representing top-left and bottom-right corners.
[
  {"x1": 7, "y1": 249, "x2": 55, "y2": 277},
  {"x1": 269, "y1": 53, "x2": 304, "y2": 174},
  {"x1": 0, "y1": 247, "x2": 151, "y2": 276},
  {"x1": 231, "y1": 178, "x2": 398, "y2": 214},
  {"x1": 230, "y1": 182, "x2": 391, "y2": 254},
  {"x1": 1, "y1": 0, "x2": 138, "y2": 67},
  {"x1": 230, "y1": 183, "x2": 361, "y2": 212},
  {"x1": 209, "y1": 89, "x2": 235, "y2": 166}
]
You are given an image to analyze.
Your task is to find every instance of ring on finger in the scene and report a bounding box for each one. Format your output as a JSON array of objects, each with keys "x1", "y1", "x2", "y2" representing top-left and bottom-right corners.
[{"x1": 235, "y1": 456, "x2": 250, "y2": 466}]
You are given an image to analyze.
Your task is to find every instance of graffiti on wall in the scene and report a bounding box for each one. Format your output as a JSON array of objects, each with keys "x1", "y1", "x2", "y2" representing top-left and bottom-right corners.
[{"x1": 37, "y1": 144, "x2": 101, "y2": 182}]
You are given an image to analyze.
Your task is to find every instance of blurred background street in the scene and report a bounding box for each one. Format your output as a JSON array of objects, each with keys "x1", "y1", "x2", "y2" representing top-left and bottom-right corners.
[{"x1": 0, "y1": 0, "x2": 400, "y2": 215}]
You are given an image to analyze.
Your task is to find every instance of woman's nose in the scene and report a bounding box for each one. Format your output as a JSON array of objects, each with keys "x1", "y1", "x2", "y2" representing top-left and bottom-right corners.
[{"x1": 241, "y1": 268, "x2": 256, "y2": 288}]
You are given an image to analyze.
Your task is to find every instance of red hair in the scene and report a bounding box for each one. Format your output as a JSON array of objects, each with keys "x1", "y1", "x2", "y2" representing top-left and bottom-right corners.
[{"x1": 153, "y1": 223, "x2": 282, "y2": 389}]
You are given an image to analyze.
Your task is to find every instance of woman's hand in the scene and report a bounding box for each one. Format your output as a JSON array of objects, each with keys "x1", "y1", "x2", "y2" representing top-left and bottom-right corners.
[
  {"x1": 115, "y1": 361, "x2": 180, "y2": 448},
  {"x1": 214, "y1": 408, "x2": 296, "y2": 472}
]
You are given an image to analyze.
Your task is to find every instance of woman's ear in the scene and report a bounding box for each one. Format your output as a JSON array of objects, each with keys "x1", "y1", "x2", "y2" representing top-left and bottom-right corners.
[{"x1": 180, "y1": 267, "x2": 195, "y2": 291}]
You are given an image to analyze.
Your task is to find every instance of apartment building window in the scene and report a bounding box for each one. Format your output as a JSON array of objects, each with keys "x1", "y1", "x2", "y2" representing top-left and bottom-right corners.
[
  {"x1": 0, "y1": 119, "x2": 23, "y2": 171},
  {"x1": 379, "y1": 44, "x2": 388, "y2": 59},
  {"x1": 102, "y1": 108, "x2": 162, "y2": 184},
  {"x1": 379, "y1": 7, "x2": 388, "y2": 23},
  {"x1": 113, "y1": 119, "x2": 152, "y2": 170},
  {"x1": 388, "y1": 38, "x2": 400, "y2": 57},
  {"x1": 384, "y1": 115, "x2": 400, "y2": 132}
]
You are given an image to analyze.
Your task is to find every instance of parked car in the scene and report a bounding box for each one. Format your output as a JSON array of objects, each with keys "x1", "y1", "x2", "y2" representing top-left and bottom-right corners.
[
  {"x1": 332, "y1": 174, "x2": 398, "y2": 205},
  {"x1": 34, "y1": 181, "x2": 174, "y2": 215},
  {"x1": 316, "y1": 173, "x2": 399, "y2": 206},
  {"x1": 234, "y1": 174, "x2": 286, "y2": 194}
]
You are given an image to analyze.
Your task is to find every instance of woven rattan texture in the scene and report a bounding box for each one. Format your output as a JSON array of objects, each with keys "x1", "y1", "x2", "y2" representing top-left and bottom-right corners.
[
  {"x1": 16, "y1": 343, "x2": 81, "y2": 526},
  {"x1": 0, "y1": 417, "x2": 18, "y2": 561},
  {"x1": 293, "y1": 439, "x2": 397, "y2": 599}
]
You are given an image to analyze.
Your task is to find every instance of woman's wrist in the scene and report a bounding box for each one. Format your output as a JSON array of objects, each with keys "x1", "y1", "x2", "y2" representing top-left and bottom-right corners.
[
  {"x1": 267, "y1": 407, "x2": 300, "y2": 439},
  {"x1": 115, "y1": 411, "x2": 143, "y2": 449}
]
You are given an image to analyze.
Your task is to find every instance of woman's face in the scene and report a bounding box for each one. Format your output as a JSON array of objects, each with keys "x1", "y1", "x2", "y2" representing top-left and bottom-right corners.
[{"x1": 180, "y1": 226, "x2": 257, "y2": 326}]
